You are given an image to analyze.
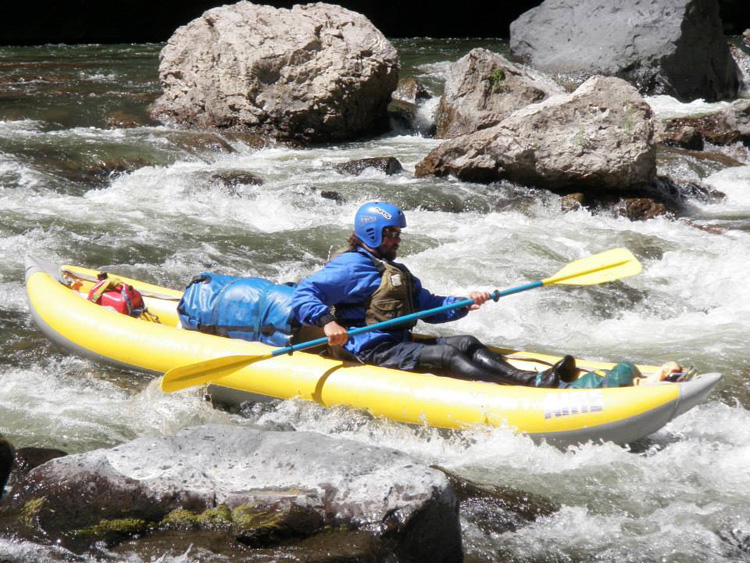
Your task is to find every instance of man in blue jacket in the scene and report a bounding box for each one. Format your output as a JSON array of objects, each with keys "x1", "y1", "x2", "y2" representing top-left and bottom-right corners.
[{"x1": 292, "y1": 202, "x2": 575, "y2": 387}]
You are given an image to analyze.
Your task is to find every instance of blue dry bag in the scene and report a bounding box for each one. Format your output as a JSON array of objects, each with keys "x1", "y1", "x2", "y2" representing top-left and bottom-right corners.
[{"x1": 177, "y1": 273, "x2": 299, "y2": 347}]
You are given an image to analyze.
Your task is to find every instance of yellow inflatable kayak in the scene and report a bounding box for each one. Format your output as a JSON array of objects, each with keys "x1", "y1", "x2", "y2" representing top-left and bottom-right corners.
[{"x1": 25, "y1": 255, "x2": 721, "y2": 446}]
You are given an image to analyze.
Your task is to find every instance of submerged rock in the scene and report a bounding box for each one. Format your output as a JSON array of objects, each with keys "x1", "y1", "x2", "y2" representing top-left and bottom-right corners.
[
  {"x1": 18, "y1": 148, "x2": 158, "y2": 191},
  {"x1": 435, "y1": 48, "x2": 565, "y2": 139},
  {"x1": 656, "y1": 99, "x2": 750, "y2": 147},
  {"x1": 104, "y1": 110, "x2": 151, "y2": 129},
  {"x1": 613, "y1": 198, "x2": 669, "y2": 221},
  {"x1": 209, "y1": 170, "x2": 264, "y2": 188},
  {"x1": 151, "y1": 2, "x2": 399, "y2": 144},
  {"x1": 392, "y1": 77, "x2": 432, "y2": 105},
  {"x1": 416, "y1": 76, "x2": 655, "y2": 193},
  {"x1": 1, "y1": 425, "x2": 461, "y2": 561},
  {"x1": 656, "y1": 123, "x2": 705, "y2": 151},
  {"x1": 560, "y1": 176, "x2": 725, "y2": 220},
  {"x1": 334, "y1": 157, "x2": 404, "y2": 176},
  {"x1": 510, "y1": 0, "x2": 741, "y2": 102},
  {"x1": 443, "y1": 471, "x2": 559, "y2": 535},
  {"x1": 389, "y1": 77, "x2": 435, "y2": 135}
]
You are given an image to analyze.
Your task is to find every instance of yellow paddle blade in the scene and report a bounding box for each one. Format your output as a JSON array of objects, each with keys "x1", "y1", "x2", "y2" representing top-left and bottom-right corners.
[
  {"x1": 160, "y1": 354, "x2": 270, "y2": 393},
  {"x1": 543, "y1": 248, "x2": 642, "y2": 286}
]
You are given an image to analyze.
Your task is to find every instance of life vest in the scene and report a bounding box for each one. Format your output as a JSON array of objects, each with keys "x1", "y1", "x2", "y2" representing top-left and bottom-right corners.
[
  {"x1": 177, "y1": 273, "x2": 300, "y2": 347},
  {"x1": 333, "y1": 251, "x2": 418, "y2": 330},
  {"x1": 365, "y1": 257, "x2": 418, "y2": 328},
  {"x1": 87, "y1": 275, "x2": 146, "y2": 318}
]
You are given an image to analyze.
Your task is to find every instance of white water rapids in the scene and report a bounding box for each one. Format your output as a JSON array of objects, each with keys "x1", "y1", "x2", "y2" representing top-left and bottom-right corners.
[{"x1": 1, "y1": 41, "x2": 749, "y2": 561}]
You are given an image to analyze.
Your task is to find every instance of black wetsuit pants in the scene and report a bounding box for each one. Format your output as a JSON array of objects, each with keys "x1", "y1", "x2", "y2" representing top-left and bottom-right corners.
[{"x1": 416, "y1": 335, "x2": 544, "y2": 386}]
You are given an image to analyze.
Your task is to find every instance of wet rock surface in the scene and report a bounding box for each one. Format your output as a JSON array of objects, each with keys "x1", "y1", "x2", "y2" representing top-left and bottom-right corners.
[
  {"x1": 9, "y1": 447, "x2": 68, "y2": 488},
  {"x1": 560, "y1": 176, "x2": 725, "y2": 220},
  {"x1": 443, "y1": 470, "x2": 559, "y2": 535},
  {"x1": 208, "y1": 170, "x2": 265, "y2": 190},
  {"x1": 392, "y1": 77, "x2": 432, "y2": 105},
  {"x1": 334, "y1": 157, "x2": 404, "y2": 176},
  {"x1": 656, "y1": 99, "x2": 750, "y2": 147},
  {"x1": 1, "y1": 425, "x2": 462, "y2": 561}
]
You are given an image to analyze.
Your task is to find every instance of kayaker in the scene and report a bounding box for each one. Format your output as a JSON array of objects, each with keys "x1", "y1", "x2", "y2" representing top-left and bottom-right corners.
[{"x1": 292, "y1": 201, "x2": 577, "y2": 387}]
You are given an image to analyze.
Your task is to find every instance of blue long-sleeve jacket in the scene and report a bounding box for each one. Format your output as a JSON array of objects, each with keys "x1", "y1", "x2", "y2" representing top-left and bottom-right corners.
[{"x1": 292, "y1": 248, "x2": 468, "y2": 356}]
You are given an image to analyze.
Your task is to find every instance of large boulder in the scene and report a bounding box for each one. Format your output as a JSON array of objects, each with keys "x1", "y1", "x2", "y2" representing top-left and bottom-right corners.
[
  {"x1": 2, "y1": 425, "x2": 461, "y2": 561},
  {"x1": 416, "y1": 76, "x2": 656, "y2": 192},
  {"x1": 150, "y1": 2, "x2": 399, "y2": 144},
  {"x1": 510, "y1": 0, "x2": 741, "y2": 102},
  {"x1": 436, "y1": 48, "x2": 565, "y2": 138}
]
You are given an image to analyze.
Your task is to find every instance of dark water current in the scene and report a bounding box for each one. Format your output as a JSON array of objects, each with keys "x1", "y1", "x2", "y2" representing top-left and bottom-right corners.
[{"x1": 1, "y1": 39, "x2": 750, "y2": 561}]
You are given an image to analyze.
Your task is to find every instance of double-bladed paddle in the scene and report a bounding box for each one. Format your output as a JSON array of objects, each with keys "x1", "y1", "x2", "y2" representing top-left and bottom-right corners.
[{"x1": 160, "y1": 247, "x2": 641, "y2": 393}]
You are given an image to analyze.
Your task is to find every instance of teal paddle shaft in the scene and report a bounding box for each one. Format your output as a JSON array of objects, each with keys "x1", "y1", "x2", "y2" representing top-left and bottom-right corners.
[{"x1": 273, "y1": 281, "x2": 544, "y2": 357}]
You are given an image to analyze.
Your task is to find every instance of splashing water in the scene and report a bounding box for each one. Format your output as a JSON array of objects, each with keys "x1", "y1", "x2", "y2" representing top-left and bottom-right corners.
[{"x1": 1, "y1": 40, "x2": 749, "y2": 562}]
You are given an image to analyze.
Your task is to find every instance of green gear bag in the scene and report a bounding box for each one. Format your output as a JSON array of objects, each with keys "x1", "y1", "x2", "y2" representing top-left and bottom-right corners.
[{"x1": 567, "y1": 362, "x2": 641, "y2": 389}]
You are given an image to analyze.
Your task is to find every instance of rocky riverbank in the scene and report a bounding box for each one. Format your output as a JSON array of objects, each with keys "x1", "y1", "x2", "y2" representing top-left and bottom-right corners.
[
  {"x1": 0, "y1": 428, "x2": 557, "y2": 561},
  {"x1": 146, "y1": 0, "x2": 749, "y2": 220}
]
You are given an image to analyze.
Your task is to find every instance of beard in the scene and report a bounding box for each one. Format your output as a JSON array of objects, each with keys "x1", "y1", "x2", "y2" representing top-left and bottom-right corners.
[{"x1": 378, "y1": 244, "x2": 399, "y2": 261}]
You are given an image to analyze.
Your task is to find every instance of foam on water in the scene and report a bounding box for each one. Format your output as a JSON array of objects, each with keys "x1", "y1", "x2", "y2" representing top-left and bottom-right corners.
[
  {"x1": 702, "y1": 165, "x2": 750, "y2": 215},
  {"x1": 2, "y1": 42, "x2": 750, "y2": 563},
  {"x1": 238, "y1": 393, "x2": 750, "y2": 561},
  {"x1": 645, "y1": 95, "x2": 732, "y2": 119},
  {"x1": 0, "y1": 359, "x2": 236, "y2": 453},
  {"x1": 6, "y1": 131, "x2": 749, "y2": 367}
]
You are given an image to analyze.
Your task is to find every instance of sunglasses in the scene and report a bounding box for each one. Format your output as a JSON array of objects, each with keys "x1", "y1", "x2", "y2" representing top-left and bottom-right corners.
[{"x1": 382, "y1": 229, "x2": 402, "y2": 240}]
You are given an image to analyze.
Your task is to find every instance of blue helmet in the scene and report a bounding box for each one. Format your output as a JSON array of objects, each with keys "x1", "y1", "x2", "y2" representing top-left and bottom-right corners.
[{"x1": 354, "y1": 202, "x2": 406, "y2": 248}]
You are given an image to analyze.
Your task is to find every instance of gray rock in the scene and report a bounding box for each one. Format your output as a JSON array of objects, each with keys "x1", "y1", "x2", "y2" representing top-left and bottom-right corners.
[
  {"x1": 436, "y1": 48, "x2": 565, "y2": 138},
  {"x1": 209, "y1": 170, "x2": 264, "y2": 188},
  {"x1": 3, "y1": 425, "x2": 461, "y2": 561},
  {"x1": 151, "y1": 2, "x2": 399, "y2": 144},
  {"x1": 389, "y1": 77, "x2": 435, "y2": 134},
  {"x1": 613, "y1": 198, "x2": 670, "y2": 221},
  {"x1": 334, "y1": 157, "x2": 403, "y2": 176},
  {"x1": 562, "y1": 176, "x2": 725, "y2": 219},
  {"x1": 416, "y1": 76, "x2": 656, "y2": 193},
  {"x1": 510, "y1": 0, "x2": 741, "y2": 102},
  {"x1": 319, "y1": 190, "x2": 346, "y2": 203},
  {"x1": 392, "y1": 77, "x2": 432, "y2": 105},
  {"x1": 655, "y1": 123, "x2": 705, "y2": 150}
]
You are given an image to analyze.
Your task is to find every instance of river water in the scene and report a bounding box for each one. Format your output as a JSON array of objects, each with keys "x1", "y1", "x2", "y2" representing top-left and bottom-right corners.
[{"x1": 1, "y1": 39, "x2": 750, "y2": 561}]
